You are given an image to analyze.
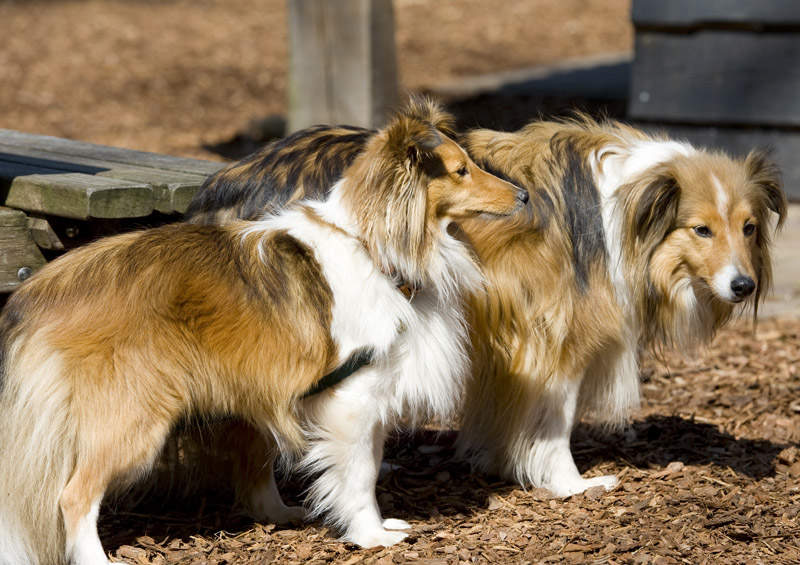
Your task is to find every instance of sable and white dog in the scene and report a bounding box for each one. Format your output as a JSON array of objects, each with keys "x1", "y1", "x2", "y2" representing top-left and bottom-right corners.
[
  {"x1": 0, "y1": 101, "x2": 526, "y2": 565},
  {"x1": 189, "y1": 110, "x2": 786, "y2": 497}
]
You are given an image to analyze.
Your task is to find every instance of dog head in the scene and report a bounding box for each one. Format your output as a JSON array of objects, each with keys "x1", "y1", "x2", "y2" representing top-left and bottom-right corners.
[
  {"x1": 621, "y1": 148, "x2": 786, "y2": 344},
  {"x1": 340, "y1": 97, "x2": 527, "y2": 289}
]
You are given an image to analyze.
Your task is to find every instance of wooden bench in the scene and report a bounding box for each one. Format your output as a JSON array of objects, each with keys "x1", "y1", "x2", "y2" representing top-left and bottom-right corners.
[{"x1": 0, "y1": 129, "x2": 224, "y2": 292}]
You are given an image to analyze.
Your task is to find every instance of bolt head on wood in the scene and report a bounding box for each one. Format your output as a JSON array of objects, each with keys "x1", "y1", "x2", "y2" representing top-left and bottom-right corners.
[{"x1": 17, "y1": 266, "x2": 32, "y2": 281}]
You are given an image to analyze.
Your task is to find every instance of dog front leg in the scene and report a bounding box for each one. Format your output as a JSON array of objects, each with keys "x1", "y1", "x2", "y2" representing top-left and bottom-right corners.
[
  {"x1": 303, "y1": 386, "x2": 409, "y2": 548},
  {"x1": 520, "y1": 377, "x2": 618, "y2": 496}
]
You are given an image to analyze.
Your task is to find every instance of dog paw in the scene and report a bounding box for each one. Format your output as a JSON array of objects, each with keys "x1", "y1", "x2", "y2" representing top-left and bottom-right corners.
[
  {"x1": 346, "y1": 527, "x2": 408, "y2": 548},
  {"x1": 382, "y1": 518, "x2": 411, "y2": 530},
  {"x1": 585, "y1": 474, "x2": 618, "y2": 491},
  {"x1": 544, "y1": 473, "x2": 619, "y2": 497}
]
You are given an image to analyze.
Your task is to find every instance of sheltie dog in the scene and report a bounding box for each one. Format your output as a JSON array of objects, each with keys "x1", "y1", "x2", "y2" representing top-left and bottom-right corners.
[
  {"x1": 0, "y1": 100, "x2": 526, "y2": 564},
  {"x1": 188, "y1": 105, "x2": 787, "y2": 497}
]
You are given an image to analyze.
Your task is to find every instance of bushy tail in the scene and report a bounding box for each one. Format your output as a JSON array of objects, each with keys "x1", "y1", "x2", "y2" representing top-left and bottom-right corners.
[{"x1": 0, "y1": 334, "x2": 76, "y2": 565}]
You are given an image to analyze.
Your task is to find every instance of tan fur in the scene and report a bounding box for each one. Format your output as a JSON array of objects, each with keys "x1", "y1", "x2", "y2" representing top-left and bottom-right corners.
[
  {"x1": 458, "y1": 119, "x2": 785, "y2": 480},
  {"x1": 0, "y1": 222, "x2": 335, "y2": 565},
  {"x1": 457, "y1": 121, "x2": 628, "y2": 468},
  {"x1": 183, "y1": 107, "x2": 786, "y2": 492},
  {"x1": 187, "y1": 97, "x2": 458, "y2": 225},
  {"x1": 0, "y1": 100, "x2": 523, "y2": 564},
  {"x1": 617, "y1": 149, "x2": 786, "y2": 349},
  {"x1": 342, "y1": 120, "x2": 525, "y2": 287}
]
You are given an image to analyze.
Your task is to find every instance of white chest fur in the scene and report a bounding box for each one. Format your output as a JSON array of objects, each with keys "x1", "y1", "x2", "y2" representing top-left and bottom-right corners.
[
  {"x1": 244, "y1": 207, "x2": 413, "y2": 367},
  {"x1": 246, "y1": 200, "x2": 474, "y2": 423}
]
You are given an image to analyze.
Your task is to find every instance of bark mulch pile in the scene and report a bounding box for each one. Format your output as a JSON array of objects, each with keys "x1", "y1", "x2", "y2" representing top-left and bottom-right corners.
[{"x1": 101, "y1": 316, "x2": 800, "y2": 564}]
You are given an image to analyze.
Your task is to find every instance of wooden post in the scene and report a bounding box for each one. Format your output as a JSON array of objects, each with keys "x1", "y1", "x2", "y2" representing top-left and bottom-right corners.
[
  {"x1": 0, "y1": 207, "x2": 46, "y2": 293},
  {"x1": 288, "y1": 0, "x2": 400, "y2": 132}
]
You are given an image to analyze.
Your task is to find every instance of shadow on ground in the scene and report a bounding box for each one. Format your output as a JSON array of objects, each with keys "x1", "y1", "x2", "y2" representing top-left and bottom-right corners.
[
  {"x1": 574, "y1": 414, "x2": 785, "y2": 480},
  {"x1": 100, "y1": 414, "x2": 785, "y2": 550}
]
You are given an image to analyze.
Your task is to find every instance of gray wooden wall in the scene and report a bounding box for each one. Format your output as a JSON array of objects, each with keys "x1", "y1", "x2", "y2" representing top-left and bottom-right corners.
[{"x1": 629, "y1": 0, "x2": 800, "y2": 201}]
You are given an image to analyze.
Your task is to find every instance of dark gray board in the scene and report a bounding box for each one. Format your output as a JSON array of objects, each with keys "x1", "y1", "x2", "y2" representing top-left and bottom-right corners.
[
  {"x1": 632, "y1": 0, "x2": 800, "y2": 28},
  {"x1": 0, "y1": 129, "x2": 224, "y2": 177},
  {"x1": 629, "y1": 31, "x2": 800, "y2": 127}
]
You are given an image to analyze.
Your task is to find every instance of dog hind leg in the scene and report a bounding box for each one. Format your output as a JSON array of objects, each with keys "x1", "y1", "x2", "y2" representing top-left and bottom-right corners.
[
  {"x1": 60, "y1": 475, "x2": 108, "y2": 565},
  {"x1": 61, "y1": 415, "x2": 172, "y2": 564},
  {"x1": 240, "y1": 429, "x2": 306, "y2": 525}
]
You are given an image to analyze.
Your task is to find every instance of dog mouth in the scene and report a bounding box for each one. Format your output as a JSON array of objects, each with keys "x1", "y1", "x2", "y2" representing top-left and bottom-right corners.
[
  {"x1": 697, "y1": 278, "x2": 751, "y2": 305},
  {"x1": 469, "y1": 209, "x2": 515, "y2": 218},
  {"x1": 467, "y1": 199, "x2": 528, "y2": 218}
]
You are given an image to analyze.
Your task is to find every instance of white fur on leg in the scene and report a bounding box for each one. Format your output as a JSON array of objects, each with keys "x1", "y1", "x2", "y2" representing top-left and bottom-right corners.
[
  {"x1": 66, "y1": 497, "x2": 109, "y2": 565},
  {"x1": 382, "y1": 518, "x2": 411, "y2": 530},
  {"x1": 247, "y1": 464, "x2": 306, "y2": 525},
  {"x1": 537, "y1": 435, "x2": 618, "y2": 497},
  {"x1": 348, "y1": 512, "x2": 408, "y2": 548},
  {"x1": 302, "y1": 368, "x2": 408, "y2": 548},
  {"x1": 508, "y1": 378, "x2": 618, "y2": 497}
]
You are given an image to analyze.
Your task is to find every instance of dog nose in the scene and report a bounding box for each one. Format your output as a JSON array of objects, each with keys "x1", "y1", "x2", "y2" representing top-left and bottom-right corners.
[
  {"x1": 730, "y1": 275, "x2": 755, "y2": 298},
  {"x1": 517, "y1": 189, "x2": 529, "y2": 204}
]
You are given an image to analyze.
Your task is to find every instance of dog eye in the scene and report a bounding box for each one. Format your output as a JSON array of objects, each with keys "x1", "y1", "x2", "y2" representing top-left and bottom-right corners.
[
  {"x1": 693, "y1": 225, "x2": 713, "y2": 238},
  {"x1": 743, "y1": 222, "x2": 756, "y2": 236},
  {"x1": 456, "y1": 166, "x2": 468, "y2": 177}
]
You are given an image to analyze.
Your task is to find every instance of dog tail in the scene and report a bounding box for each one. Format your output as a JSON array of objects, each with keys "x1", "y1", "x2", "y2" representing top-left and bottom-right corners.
[{"x1": 0, "y1": 312, "x2": 76, "y2": 565}]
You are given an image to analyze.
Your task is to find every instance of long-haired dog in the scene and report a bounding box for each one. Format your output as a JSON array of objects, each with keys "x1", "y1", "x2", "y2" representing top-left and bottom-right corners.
[
  {"x1": 0, "y1": 102, "x2": 526, "y2": 564},
  {"x1": 188, "y1": 108, "x2": 787, "y2": 497}
]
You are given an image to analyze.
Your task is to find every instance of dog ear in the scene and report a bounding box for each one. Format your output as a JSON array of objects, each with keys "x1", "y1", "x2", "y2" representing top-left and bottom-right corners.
[
  {"x1": 631, "y1": 168, "x2": 681, "y2": 245},
  {"x1": 745, "y1": 150, "x2": 787, "y2": 230},
  {"x1": 372, "y1": 114, "x2": 442, "y2": 285},
  {"x1": 385, "y1": 116, "x2": 442, "y2": 164},
  {"x1": 412, "y1": 127, "x2": 443, "y2": 152},
  {"x1": 399, "y1": 95, "x2": 457, "y2": 140},
  {"x1": 744, "y1": 150, "x2": 786, "y2": 321}
]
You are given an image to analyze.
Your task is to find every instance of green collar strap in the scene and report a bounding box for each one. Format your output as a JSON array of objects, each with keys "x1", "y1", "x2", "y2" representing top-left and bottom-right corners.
[{"x1": 301, "y1": 347, "x2": 375, "y2": 399}]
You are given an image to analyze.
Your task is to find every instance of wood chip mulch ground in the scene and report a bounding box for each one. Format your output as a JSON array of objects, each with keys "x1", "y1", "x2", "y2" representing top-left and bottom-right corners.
[
  {"x1": 101, "y1": 316, "x2": 800, "y2": 564},
  {"x1": 0, "y1": 0, "x2": 632, "y2": 160}
]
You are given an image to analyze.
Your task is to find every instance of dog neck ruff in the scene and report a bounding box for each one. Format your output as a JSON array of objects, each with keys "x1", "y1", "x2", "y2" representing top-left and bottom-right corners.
[{"x1": 381, "y1": 265, "x2": 421, "y2": 300}]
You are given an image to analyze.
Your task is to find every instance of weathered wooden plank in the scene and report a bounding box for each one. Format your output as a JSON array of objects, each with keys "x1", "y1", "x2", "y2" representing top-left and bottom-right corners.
[
  {"x1": 0, "y1": 161, "x2": 153, "y2": 219},
  {"x1": 629, "y1": 31, "x2": 800, "y2": 126},
  {"x1": 165, "y1": 183, "x2": 203, "y2": 215},
  {"x1": 645, "y1": 125, "x2": 800, "y2": 201},
  {"x1": 0, "y1": 207, "x2": 46, "y2": 293},
  {"x1": 114, "y1": 179, "x2": 197, "y2": 214},
  {"x1": 0, "y1": 144, "x2": 209, "y2": 213},
  {"x1": 0, "y1": 129, "x2": 224, "y2": 177},
  {"x1": 7, "y1": 174, "x2": 153, "y2": 220},
  {"x1": 288, "y1": 0, "x2": 399, "y2": 131},
  {"x1": 633, "y1": 0, "x2": 800, "y2": 28},
  {"x1": 148, "y1": 182, "x2": 203, "y2": 215},
  {"x1": 27, "y1": 216, "x2": 64, "y2": 251}
]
